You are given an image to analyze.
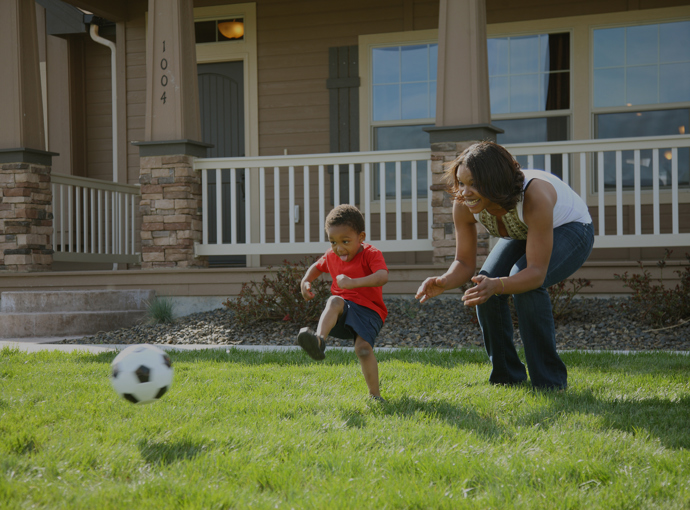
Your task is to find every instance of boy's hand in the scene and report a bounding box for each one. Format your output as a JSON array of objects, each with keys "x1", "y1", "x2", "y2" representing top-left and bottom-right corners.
[
  {"x1": 301, "y1": 280, "x2": 315, "y2": 300},
  {"x1": 335, "y1": 274, "x2": 354, "y2": 290}
]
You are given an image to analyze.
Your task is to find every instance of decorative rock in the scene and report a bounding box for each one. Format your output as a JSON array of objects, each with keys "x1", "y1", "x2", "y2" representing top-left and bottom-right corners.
[{"x1": 54, "y1": 297, "x2": 690, "y2": 352}]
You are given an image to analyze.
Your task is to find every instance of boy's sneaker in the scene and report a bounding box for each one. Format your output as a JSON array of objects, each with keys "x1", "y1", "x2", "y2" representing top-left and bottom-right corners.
[
  {"x1": 370, "y1": 395, "x2": 387, "y2": 403},
  {"x1": 297, "y1": 327, "x2": 326, "y2": 360}
]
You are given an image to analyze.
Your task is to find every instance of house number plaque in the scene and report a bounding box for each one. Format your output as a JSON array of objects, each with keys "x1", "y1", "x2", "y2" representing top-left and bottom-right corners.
[{"x1": 160, "y1": 40, "x2": 168, "y2": 104}]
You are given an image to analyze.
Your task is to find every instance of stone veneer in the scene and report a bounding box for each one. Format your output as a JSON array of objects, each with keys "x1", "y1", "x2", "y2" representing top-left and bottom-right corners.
[
  {"x1": 429, "y1": 141, "x2": 490, "y2": 267},
  {"x1": 139, "y1": 154, "x2": 207, "y2": 269},
  {"x1": 0, "y1": 162, "x2": 53, "y2": 271}
]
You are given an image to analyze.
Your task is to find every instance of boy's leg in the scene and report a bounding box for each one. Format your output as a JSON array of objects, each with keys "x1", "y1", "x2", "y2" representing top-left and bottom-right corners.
[
  {"x1": 316, "y1": 296, "x2": 345, "y2": 339},
  {"x1": 298, "y1": 296, "x2": 344, "y2": 360},
  {"x1": 354, "y1": 336, "x2": 380, "y2": 397}
]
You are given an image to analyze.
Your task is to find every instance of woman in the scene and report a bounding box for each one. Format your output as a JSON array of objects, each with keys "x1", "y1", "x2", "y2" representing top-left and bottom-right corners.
[{"x1": 415, "y1": 141, "x2": 594, "y2": 389}]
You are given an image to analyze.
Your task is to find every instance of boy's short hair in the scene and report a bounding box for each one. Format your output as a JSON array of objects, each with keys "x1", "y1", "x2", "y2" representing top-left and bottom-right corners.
[{"x1": 325, "y1": 204, "x2": 365, "y2": 233}]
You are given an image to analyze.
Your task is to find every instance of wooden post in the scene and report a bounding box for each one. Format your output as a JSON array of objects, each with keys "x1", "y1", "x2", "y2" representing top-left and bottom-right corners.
[
  {"x1": 425, "y1": 0, "x2": 501, "y2": 267},
  {"x1": 0, "y1": 0, "x2": 56, "y2": 272},
  {"x1": 136, "y1": 0, "x2": 210, "y2": 269}
]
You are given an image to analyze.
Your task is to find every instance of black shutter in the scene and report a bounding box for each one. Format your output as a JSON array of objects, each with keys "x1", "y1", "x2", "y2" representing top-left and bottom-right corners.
[{"x1": 327, "y1": 46, "x2": 360, "y2": 205}]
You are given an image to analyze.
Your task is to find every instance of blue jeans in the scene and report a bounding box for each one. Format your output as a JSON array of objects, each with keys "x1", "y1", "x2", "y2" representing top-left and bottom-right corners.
[{"x1": 476, "y1": 222, "x2": 594, "y2": 389}]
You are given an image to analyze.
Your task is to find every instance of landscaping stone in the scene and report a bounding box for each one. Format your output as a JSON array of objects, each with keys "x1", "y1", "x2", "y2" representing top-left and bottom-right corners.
[{"x1": 54, "y1": 297, "x2": 690, "y2": 352}]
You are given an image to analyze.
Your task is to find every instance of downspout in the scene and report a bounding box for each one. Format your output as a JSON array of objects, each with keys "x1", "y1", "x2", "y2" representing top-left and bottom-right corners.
[
  {"x1": 89, "y1": 23, "x2": 118, "y2": 184},
  {"x1": 89, "y1": 23, "x2": 119, "y2": 270}
]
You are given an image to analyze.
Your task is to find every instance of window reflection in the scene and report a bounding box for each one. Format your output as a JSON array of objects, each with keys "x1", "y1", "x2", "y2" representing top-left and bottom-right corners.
[
  {"x1": 595, "y1": 109, "x2": 690, "y2": 189},
  {"x1": 593, "y1": 21, "x2": 690, "y2": 107},
  {"x1": 488, "y1": 32, "x2": 569, "y2": 114},
  {"x1": 372, "y1": 44, "x2": 437, "y2": 122},
  {"x1": 494, "y1": 117, "x2": 569, "y2": 179},
  {"x1": 374, "y1": 125, "x2": 431, "y2": 198}
]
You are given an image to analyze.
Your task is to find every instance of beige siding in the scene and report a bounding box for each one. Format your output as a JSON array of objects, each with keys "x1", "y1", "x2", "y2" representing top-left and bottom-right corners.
[
  {"x1": 125, "y1": 17, "x2": 147, "y2": 184},
  {"x1": 253, "y1": 0, "x2": 438, "y2": 156},
  {"x1": 83, "y1": 37, "x2": 114, "y2": 181}
]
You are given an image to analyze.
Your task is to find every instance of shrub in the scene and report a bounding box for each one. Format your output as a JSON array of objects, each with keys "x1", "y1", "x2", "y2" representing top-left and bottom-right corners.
[
  {"x1": 145, "y1": 296, "x2": 175, "y2": 325},
  {"x1": 614, "y1": 249, "x2": 690, "y2": 327},
  {"x1": 223, "y1": 258, "x2": 331, "y2": 325},
  {"x1": 548, "y1": 278, "x2": 593, "y2": 321}
]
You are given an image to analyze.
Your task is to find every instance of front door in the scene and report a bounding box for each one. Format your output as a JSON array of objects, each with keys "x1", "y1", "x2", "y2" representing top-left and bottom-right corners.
[{"x1": 198, "y1": 61, "x2": 246, "y2": 266}]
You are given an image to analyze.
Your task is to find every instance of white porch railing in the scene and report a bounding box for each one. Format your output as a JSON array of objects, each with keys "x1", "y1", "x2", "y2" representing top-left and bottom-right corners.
[
  {"x1": 193, "y1": 135, "x2": 690, "y2": 257},
  {"x1": 51, "y1": 174, "x2": 141, "y2": 264},
  {"x1": 193, "y1": 149, "x2": 433, "y2": 256},
  {"x1": 505, "y1": 135, "x2": 690, "y2": 248}
]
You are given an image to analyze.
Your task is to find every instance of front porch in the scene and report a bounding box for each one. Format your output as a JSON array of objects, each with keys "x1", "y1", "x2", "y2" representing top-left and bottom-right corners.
[
  {"x1": 4, "y1": 134, "x2": 684, "y2": 302},
  {"x1": 45, "y1": 134, "x2": 690, "y2": 272}
]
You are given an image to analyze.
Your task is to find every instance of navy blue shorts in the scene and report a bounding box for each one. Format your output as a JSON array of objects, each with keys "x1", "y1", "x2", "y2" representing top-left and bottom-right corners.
[{"x1": 329, "y1": 299, "x2": 383, "y2": 348}]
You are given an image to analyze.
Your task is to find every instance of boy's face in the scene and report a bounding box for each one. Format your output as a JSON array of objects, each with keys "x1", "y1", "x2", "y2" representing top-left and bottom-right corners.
[{"x1": 327, "y1": 224, "x2": 365, "y2": 263}]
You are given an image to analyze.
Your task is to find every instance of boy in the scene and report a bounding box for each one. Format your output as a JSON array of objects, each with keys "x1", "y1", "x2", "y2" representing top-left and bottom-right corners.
[{"x1": 298, "y1": 204, "x2": 389, "y2": 400}]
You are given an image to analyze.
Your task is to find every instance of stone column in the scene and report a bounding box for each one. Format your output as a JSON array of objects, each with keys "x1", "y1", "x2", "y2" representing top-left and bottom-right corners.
[
  {"x1": 0, "y1": 159, "x2": 53, "y2": 271},
  {"x1": 134, "y1": 144, "x2": 209, "y2": 269},
  {"x1": 425, "y1": 0, "x2": 501, "y2": 267},
  {"x1": 0, "y1": 0, "x2": 57, "y2": 272},
  {"x1": 135, "y1": 0, "x2": 211, "y2": 269},
  {"x1": 428, "y1": 141, "x2": 494, "y2": 267}
]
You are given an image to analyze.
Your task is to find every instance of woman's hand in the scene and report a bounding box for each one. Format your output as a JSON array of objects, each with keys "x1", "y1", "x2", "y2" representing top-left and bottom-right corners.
[
  {"x1": 461, "y1": 275, "x2": 504, "y2": 307},
  {"x1": 415, "y1": 276, "x2": 449, "y2": 303},
  {"x1": 301, "y1": 280, "x2": 315, "y2": 301}
]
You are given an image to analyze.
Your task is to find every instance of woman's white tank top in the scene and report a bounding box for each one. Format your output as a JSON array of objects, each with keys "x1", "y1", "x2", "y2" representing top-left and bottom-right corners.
[{"x1": 473, "y1": 169, "x2": 591, "y2": 239}]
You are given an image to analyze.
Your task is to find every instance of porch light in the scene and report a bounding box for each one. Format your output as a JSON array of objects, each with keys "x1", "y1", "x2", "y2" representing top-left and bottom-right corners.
[
  {"x1": 664, "y1": 150, "x2": 673, "y2": 161},
  {"x1": 218, "y1": 20, "x2": 244, "y2": 40},
  {"x1": 680, "y1": 125, "x2": 686, "y2": 135}
]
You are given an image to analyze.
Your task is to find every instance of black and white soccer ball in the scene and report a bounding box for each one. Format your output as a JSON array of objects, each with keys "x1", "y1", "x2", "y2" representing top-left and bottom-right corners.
[{"x1": 110, "y1": 344, "x2": 173, "y2": 404}]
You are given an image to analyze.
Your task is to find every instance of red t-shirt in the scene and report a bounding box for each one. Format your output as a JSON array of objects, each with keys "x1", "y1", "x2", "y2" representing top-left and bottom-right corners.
[{"x1": 315, "y1": 243, "x2": 388, "y2": 323}]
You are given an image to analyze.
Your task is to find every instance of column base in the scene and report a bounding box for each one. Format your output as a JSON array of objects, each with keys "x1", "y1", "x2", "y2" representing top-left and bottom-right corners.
[
  {"x1": 138, "y1": 153, "x2": 208, "y2": 269},
  {"x1": 0, "y1": 160, "x2": 54, "y2": 272}
]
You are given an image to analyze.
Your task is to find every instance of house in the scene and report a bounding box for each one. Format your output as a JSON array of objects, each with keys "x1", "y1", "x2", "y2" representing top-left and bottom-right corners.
[{"x1": 1, "y1": 0, "x2": 688, "y2": 310}]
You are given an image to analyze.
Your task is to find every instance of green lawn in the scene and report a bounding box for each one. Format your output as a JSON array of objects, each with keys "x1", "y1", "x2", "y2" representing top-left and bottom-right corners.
[{"x1": 1, "y1": 347, "x2": 689, "y2": 509}]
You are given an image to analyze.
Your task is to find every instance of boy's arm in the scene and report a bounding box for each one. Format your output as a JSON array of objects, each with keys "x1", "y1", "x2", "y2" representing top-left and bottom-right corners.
[
  {"x1": 301, "y1": 262, "x2": 325, "y2": 300},
  {"x1": 336, "y1": 269, "x2": 388, "y2": 290}
]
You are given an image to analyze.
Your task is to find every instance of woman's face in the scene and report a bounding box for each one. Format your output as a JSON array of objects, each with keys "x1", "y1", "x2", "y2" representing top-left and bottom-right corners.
[{"x1": 455, "y1": 164, "x2": 503, "y2": 214}]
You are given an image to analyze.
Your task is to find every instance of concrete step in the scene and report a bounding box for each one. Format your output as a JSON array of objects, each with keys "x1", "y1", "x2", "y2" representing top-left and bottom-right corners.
[
  {"x1": 0, "y1": 290, "x2": 155, "y2": 338},
  {"x1": 0, "y1": 310, "x2": 148, "y2": 338},
  {"x1": 1, "y1": 290, "x2": 155, "y2": 313}
]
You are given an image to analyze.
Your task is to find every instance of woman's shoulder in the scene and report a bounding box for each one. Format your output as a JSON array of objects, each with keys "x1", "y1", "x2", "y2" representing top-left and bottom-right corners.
[{"x1": 522, "y1": 177, "x2": 557, "y2": 216}]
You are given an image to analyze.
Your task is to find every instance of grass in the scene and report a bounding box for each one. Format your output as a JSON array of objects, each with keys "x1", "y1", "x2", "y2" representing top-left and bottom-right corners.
[{"x1": 1, "y1": 347, "x2": 689, "y2": 509}]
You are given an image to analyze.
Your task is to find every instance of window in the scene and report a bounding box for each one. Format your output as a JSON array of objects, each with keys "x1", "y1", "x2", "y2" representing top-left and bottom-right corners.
[
  {"x1": 593, "y1": 20, "x2": 690, "y2": 189},
  {"x1": 369, "y1": 42, "x2": 437, "y2": 198},
  {"x1": 195, "y1": 19, "x2": 245, "y2": 43},
  {"x1": 372, "y1": 44, "x2": 437, "y2": 122},
  {"x1": 488, "y1": 32, "x2": 571, "y2": 177}
]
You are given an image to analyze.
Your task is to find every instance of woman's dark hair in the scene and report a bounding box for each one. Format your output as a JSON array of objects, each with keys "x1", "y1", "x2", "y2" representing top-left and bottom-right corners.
[
  {"x1": 444, "y1": 141, "x2": 525, "y2": 211},
  {"x1": 325, "y1": 204, "x2": 365, "y2": 233}
]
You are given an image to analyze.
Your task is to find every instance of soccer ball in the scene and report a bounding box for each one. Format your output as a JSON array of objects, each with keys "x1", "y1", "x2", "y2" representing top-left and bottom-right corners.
[{"x1": 110, "y1": 344, "x2": 173, "y2": 404}]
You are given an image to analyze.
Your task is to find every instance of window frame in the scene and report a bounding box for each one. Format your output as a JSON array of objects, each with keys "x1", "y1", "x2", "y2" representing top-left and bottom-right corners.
[
  {"x1": 359, "y1": 30, "x2": 438, "y2": 211},
  {"x1": 487, "y1": 29, "x2": 574, "y2": 136},
  {"x1": 359, "y1": 30, "x2": 438, "y2": 152}
]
